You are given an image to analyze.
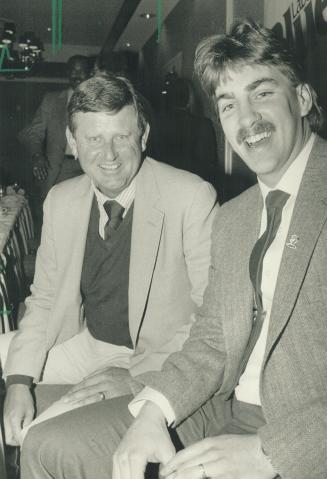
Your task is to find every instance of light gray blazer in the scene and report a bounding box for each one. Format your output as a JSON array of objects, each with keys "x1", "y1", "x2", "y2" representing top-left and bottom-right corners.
[
  {"x1": 5, "y1": 158, "x2": 217, "y2": 381},
  {"x1": 135, "y1": 136, "x2": 327, "y2": 479}
]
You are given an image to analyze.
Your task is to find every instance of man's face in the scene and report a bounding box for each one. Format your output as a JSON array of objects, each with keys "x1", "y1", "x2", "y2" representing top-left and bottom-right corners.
[
  {"x1": 68, "y1": 60, "x2": 89, "y2": 89},
  {"x1": 215, "y1": 64, "x2": 312, "y2": 187},
  {"x1": 67, "y1": 105, "x2": 149, "y2": 197}
]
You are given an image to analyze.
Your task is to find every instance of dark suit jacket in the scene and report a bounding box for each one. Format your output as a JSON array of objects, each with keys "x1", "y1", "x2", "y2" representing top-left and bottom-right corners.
[
  {"x1": 18, "y1": 89, "x2": 81, "y2": 195},
  {"x1": 134, "y1": 136, "x2": 327, "y2": 479}
]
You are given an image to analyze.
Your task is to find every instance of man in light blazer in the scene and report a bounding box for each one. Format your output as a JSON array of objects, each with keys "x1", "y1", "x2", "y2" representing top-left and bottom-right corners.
[
  {"x1": 1, "y1": 73, "x2": 217, "y2": 446},
  {"x1": 19, "y1": 19, "x2": 327, "y2": 479}
]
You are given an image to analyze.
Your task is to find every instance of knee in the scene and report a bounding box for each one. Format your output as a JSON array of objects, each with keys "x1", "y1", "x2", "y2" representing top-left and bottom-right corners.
[
  {"x1": 21, "y1": 419, "x2": 71, "y2": 469},
  {"x1": 21, "y1": 417, "x2": 93, "y2": 478}
]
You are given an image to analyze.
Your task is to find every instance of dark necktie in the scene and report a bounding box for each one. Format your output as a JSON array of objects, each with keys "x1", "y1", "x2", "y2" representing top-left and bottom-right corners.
[
  {"x1": 103, "y1": 200, "x2": 125, "y2": 240},
  {"x1": 237, "y1": 189, "x2": 290, "y2": 382}
]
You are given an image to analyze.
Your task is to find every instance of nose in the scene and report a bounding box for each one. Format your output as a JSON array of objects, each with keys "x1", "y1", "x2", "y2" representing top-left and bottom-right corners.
[
  {"x1": 104, "y1": 140, "x2": 116, "y2": 161},
  {"x1": 238, "y1": 99, "x2": 261, "y2": 128}
]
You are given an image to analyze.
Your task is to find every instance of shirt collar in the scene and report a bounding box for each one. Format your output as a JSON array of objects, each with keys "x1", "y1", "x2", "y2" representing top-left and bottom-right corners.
[
  {"x1": 92, "y1": 177, "x2": 136, "y2": 212},
  {"x1": 258, "y1": 133, "x2": 316, "y2": 201}
]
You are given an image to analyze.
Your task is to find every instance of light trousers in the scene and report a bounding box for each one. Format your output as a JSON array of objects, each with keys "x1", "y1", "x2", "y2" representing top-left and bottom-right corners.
[{"x1": 21, "y1": 393, "x2": 266, "y2": 479}]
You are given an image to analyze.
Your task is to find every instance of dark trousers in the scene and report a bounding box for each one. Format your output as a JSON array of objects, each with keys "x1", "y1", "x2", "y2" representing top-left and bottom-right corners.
[{"x1": 21, "y1": 393, "x2": 266, "y2": 479}]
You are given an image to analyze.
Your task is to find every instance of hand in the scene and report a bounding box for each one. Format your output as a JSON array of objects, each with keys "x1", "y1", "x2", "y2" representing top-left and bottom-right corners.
[
  {"x1": 161, "y1": 434, "x2": 277, "y2": 479},
  {"x1": 113, "y1": 401, "x2": 176, "y2": 479},
  {"x1": 62, "y1": 367, "x2": 133, "y2": 407},
  {"x1": 32, "y1": 158, "x2": 48, "y2": 180},
  {"x1": 4, "y1": 384, "x2": 35, "y2": 446}
]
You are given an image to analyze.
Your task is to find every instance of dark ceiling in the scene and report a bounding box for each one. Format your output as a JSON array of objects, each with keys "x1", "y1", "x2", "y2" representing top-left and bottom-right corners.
[{"x1": 0, "y1": 0, "x2": 125, "y2": 47}]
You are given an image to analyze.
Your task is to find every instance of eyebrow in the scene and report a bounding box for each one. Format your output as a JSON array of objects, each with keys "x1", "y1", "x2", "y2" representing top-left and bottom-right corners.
[{"x1": 216, "y1": 77, "x2": 278, "y2": 104}]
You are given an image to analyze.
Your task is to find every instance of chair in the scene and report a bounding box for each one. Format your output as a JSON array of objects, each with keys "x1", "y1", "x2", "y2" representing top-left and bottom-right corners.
[{"x1": 0, "y1": 379, "x2": 7, "y2": 479}]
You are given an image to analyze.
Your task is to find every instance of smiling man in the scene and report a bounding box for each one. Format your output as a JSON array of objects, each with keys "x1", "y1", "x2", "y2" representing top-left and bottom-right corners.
[
  {"x1": 1, "y1": 73, "x2": 217, "y2": 448},
  {"x1": 19, "y1": 20, "x2": 327, "y2": 479}
]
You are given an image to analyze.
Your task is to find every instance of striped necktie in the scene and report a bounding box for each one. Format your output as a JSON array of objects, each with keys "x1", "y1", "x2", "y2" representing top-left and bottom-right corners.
[
  {"x1": 235, "y1": 189, "x2": 290, "y2": 386},
  {"x1": 103, "y1": 200, "x2": 125, "y2": 240}
]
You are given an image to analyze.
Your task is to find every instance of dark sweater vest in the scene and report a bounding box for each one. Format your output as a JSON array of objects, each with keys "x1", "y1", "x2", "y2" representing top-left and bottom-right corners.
[{"x1": 81, "y1": 197, "x2": 133, "y2": 348}]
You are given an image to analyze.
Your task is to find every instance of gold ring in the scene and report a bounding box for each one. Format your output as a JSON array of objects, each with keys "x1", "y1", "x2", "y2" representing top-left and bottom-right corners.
[
  {"x1": 198, "y1": 463, "x2": 207, "y2": 479},
  {"x1": 99, "y1": 391, "x2": 106, "y2": 401}
]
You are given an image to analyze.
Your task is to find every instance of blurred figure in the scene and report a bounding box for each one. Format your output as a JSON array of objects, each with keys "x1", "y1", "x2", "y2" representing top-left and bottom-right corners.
[
  {"x1": 18, "y1": 55, "x2": 91, "y2": 237},
  {"x1": 18, "y1": 55, "x2": 91, "y2": 191},
  {"x1": 156, "y1": 76, "x2": 218, "y2": 187}
]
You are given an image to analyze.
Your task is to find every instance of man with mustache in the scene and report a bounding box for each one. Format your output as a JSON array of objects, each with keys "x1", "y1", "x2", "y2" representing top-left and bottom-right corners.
[{"x1": 21, "y1": 19, "x2": 327, "y2": 479}]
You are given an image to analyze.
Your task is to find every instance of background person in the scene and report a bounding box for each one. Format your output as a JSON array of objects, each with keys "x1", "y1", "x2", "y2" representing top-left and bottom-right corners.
[{"x1": 17, "y1": 55, "x2": 91, "y2": 237}]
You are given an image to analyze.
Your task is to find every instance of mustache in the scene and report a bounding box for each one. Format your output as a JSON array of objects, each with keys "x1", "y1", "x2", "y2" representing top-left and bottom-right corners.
[{"x1": 237, "y1": 121, "x2": 275, "y2": 144}]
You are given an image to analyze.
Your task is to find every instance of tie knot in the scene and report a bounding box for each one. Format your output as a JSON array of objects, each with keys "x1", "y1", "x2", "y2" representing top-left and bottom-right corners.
[
  {"x1": 265, "y1": 189, "x2": 290, "y2": 211},
  {"x1": 104, "y1": 200, "x2": 125, "y2": 220}
]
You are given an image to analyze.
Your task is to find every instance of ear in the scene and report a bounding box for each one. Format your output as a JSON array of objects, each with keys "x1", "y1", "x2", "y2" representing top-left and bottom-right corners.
[
  {"x1": 66, "y1": 127, "x2": 78, "y2": 157},
  {"x1": 296, "y1": 83, "x2": 313, "y2": 118},
  {"x1": 141, "y1": 123, "x2": 150, "y2": 152}
]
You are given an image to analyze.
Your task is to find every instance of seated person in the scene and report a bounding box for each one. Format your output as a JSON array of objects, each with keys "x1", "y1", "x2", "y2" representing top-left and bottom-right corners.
[
  {"x1": 1, "y1": 73, "x2": 218, "y2": 446},
  {"x1": 20, "y1": 19, "x2": 327, "y2": 479}
]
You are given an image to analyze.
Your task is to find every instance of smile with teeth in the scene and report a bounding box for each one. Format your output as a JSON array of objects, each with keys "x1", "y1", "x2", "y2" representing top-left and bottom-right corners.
[
  {"x1": 99, "y1": 162, "x2": 120, "y2": 171},
  {"x1": 245, "y1": 130, "x2": 271, "y2": 147}
]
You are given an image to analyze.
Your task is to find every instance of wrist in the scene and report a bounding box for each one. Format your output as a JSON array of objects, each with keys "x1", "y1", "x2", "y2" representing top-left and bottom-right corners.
[
  {"x1": 138, "y1": 400, "x2": 167, "y2": 427},
  {"x1": 6, "y1": 375, "x2": 33, "y2": 389}
]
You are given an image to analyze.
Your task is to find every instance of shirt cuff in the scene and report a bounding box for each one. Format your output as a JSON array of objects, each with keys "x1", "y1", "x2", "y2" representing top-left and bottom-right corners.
[
  {"x1": 6, "y1": 375, "x2": 33, "y2": 389},
  {"x1": 128, "y1": 386, "x2": 176, "y2": 426}
]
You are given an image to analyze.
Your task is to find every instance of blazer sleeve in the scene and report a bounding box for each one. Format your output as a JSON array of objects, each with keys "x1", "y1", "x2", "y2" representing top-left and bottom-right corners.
[
  {"x1": 129, "y1": 178, "x2": 219, "y2": 379},
  {"x1": 4, "y1": 188, "x2": 58, "y2": 380},
  {"x1": 131, "y1": 209, "x2": 228, "y2": 421},
  {"x1": 182, "y1": 181, "x2": 218, "y2": 307}
]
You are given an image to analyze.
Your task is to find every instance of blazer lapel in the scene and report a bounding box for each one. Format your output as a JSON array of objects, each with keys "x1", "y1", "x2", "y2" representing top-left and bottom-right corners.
[
  {"x1": 129, "y1": 159, "x2": 164, "y2": 345},
  {"x1": 222, "y1": 187, "x2": 262, "y2": 382},
  {"x1": 57, "y1": 175, "x2": 94, "y2": 295},
  {"x1": 264, "y1": 137, "x2": 327, "y2": 360}
]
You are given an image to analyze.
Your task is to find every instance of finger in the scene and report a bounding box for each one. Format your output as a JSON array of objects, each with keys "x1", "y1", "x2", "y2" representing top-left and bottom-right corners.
[
  {"x1": 63, "y1": 383, "x2": 107, "y2": 402},
  {"x1": 5, "y1": 435, "x2": 19, "y2": 447},
  {"x1": 11, "y1": 417, "x2": 24, "y2": 446},
  {"x1": 3, "y1": 419, "x2": 18, "y2": 446},
  {"x1": 22, "y1": 411, "x2": 34, "y2": 428},
  {"x1": 70, "y1": 393, "x2": 108, "y2": 408},
  {"x1": 66, "y1": 374, "x2": 107, "y2": 394},
  {"x1": 128, "y1": 454, "x2": 147, "y2": 479},
  {"x1": 158, "y1": 438, "x2": 176, "y2": 466},
  {"x1": 84, "y1": 367, "x2": 110, "y2": 379},
  {"x1": 170, "y1": 464, "x2": 204, "y2": 479},
  {"x1": 162, "y1": 441, "x2": 212, "y2": 475},
  {"x1": 171, "y1": 461, "x2": 223, "y2": 479},
  {"x1": 113, "y1": 451, "x2": 142, "y2": 479}
]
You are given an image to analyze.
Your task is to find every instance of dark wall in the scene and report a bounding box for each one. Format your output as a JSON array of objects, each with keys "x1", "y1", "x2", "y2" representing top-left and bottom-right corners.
[
  {"x1": 140, "y1": 0, "x2": 227, "y2": 199},
  {"x1": 141, "y1": 0, "x2": 226, "y2": 114}
]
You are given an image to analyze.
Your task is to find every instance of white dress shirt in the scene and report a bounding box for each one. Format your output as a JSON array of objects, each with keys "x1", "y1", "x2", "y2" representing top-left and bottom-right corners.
[
  {"x1": 92, "y1": 178, "x2": 136, "y2": 239},
  {"x1": 129, "y1": 134, "x2": 316, "y2": 423}
]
